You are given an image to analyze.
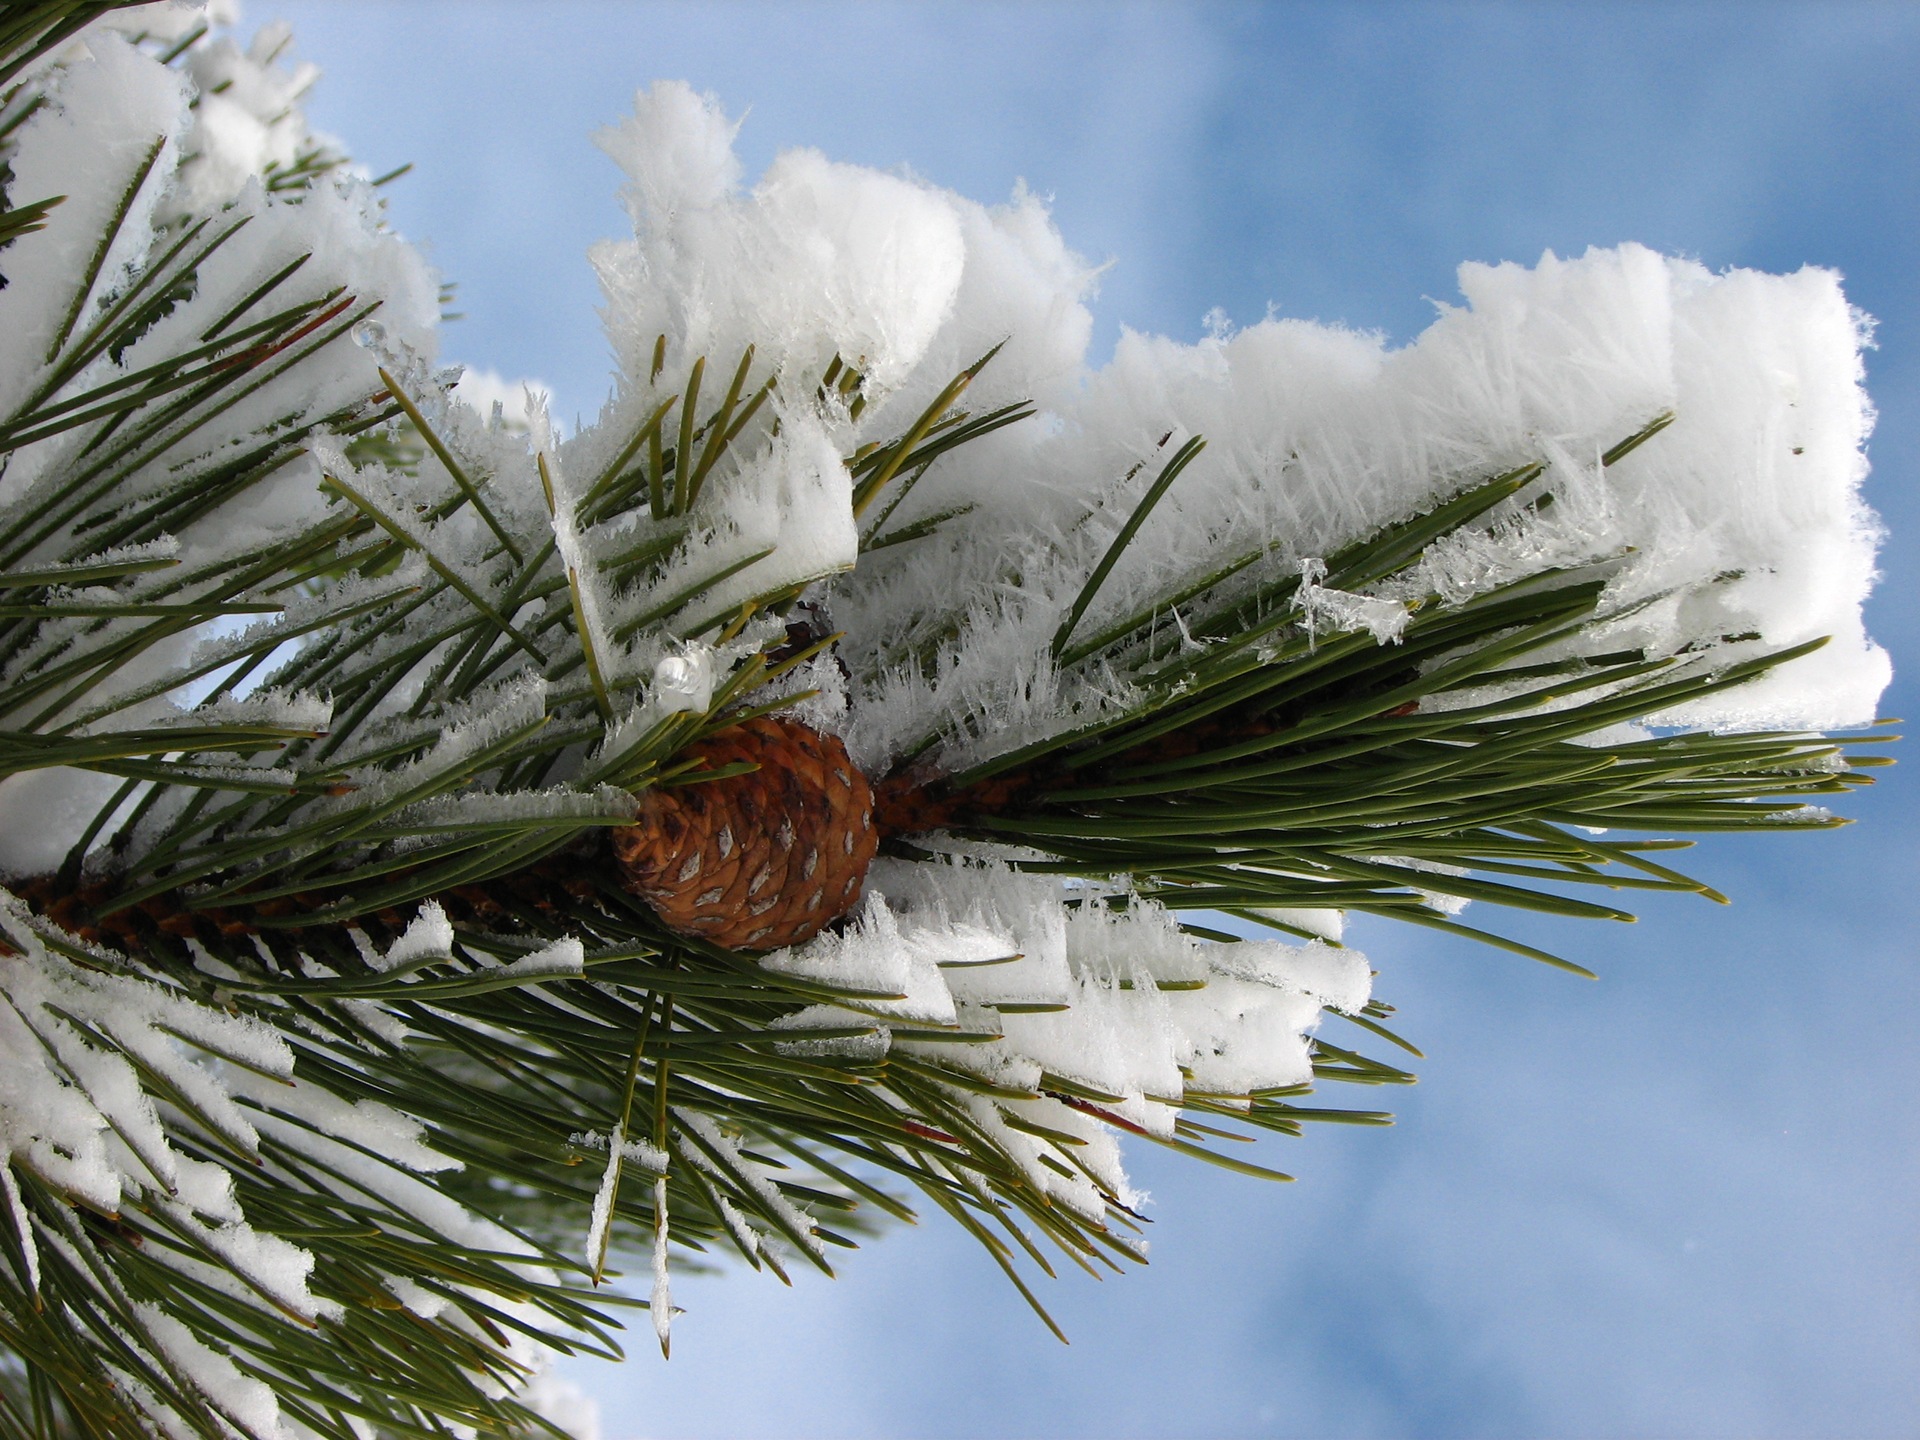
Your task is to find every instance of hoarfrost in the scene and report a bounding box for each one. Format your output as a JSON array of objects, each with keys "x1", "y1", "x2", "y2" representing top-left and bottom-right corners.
[
  {"x1": 496, "y1": 937, "x2": 586, "y2": 982},
  {"x1": 759, "y1": 896, "x2": 960, "y2": 1025},
  {"x1": 0, "y1": 31, "x2": 1893, "y2": 1424},
  {"x1": 651, "y1": 1174, "x2": 674, "y2": 1352},
  {"x1": 766, "y1": 1004, "x2": 890, "y2": 1061},
  {"x1": 0, "y1": 35, "x2": 189, "y2": 423},
  {"x1": 637, "y1": 409, "x2": 860, "y2": 632},
  {"x1": 595, "y1": 82, "x2": 966, "y2": 397},
  {"x1": 1294, "y1": 558, "x2": 1412, "y2": 645},
  {"x1": 1251, "y1": 907, "x2": 1347, "y2": 943},
  {"x1": 675, "y1": 1109, "x2": 824, "y2": 1263},
  {"x1": 452, "y1": 367, "x2": 554, "y2": 432},
  {"x1": 382, "y1": 1273, "x2": 449, "y2": 1320},
  {"x1": 651, "y1": 649, "x2": 715, "y2": 714},
  {"x1": 1207, "y1": 939, "x2": 1373, "y2": 1015},
  {"x1": 376, "y1": 900, "x2": 455, "y2": 970}
]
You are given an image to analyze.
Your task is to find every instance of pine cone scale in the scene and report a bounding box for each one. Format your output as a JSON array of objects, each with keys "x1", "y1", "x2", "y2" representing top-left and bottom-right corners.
[{"x1": 612, "y1": 716, "x2": 877, "y2": 951}]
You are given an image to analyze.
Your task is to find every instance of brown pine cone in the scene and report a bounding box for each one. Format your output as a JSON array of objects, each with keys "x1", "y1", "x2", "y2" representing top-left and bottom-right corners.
[{"x1": 611, "y1": 716, "x2": 877, "y2": 951}]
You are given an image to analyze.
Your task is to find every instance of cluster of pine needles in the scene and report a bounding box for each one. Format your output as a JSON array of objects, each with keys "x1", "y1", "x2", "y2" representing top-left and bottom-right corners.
[{"x1": 0, "y1": 4, "x2": 1892, "y2": 1436}]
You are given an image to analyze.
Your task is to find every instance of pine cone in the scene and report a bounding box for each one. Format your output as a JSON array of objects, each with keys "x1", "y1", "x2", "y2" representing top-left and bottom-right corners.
[{"x1": 612, "y1": 716, "x2": 878, "y2": 951}]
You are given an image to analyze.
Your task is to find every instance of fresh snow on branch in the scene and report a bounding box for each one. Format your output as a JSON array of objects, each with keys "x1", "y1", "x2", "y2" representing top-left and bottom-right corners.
[
  {"x1": 578, "y1": 83, "x2": 1884, "y2": 770},
  {"x1": 766, "y1": 867, "x2": 1368, "y2": 1160},
  {"x1": 0, "y1": 10, "x2": 1891, "y2": 1436}
]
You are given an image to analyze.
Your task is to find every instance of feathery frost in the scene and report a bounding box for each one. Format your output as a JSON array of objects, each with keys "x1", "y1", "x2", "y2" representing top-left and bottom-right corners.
[{"x1": 0, "y1": 11, "x2": 1889, "y2": 1436}]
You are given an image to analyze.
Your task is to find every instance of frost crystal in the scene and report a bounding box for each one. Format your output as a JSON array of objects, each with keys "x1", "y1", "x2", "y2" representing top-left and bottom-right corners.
[{"x1": 0, "y1": 9, "x2": 1890, "y2": 1428}]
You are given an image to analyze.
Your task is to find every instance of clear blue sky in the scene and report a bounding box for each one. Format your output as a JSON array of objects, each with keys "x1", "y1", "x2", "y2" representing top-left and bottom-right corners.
[{"x1": 273, "y1": 5, "x2": 1919, "y2": 1436}]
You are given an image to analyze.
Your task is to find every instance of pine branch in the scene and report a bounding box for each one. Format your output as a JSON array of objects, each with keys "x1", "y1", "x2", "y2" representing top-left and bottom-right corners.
[{"x1": 0, "y1": 10, "x2": 1890, "y2": 1436}]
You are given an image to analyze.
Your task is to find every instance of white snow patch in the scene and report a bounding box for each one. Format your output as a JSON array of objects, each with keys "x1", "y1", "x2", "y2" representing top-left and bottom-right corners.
[{"x1": 378, "y1": 900, "x2": 455, "y2": 971}]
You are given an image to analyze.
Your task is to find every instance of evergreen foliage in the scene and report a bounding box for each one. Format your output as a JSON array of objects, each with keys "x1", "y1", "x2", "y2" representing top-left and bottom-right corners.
[{"x1": 0, "y1": 6, "x2": 1890, "y2": 1437}]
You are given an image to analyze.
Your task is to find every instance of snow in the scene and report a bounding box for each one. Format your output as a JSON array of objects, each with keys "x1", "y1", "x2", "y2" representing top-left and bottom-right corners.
[
  {"x1": 676, "y1": 1108, "x2": 824, "y2": 1263},
  {"x1": 1165, "y1": 980, "x2": 1322, "y2": 1096},
  {"x1": 0, "y1": 895, "x2": 296, "y2": 1212},
  {"x1": 626, "y1": 407, "x2": 861, "y2": 635},
  {"x1": 651, "y1": 1175, "x2": 673, "y2": 1353},
  {"x1": 958, "y1": 1090, "x2": 1124, "y2": 1221},
  {"x1": 1367, "y1": 854, "x2": 1473, "y2": 916},
  {"x1": 1207, "y1": 939, "x2": 1373, "y2": 1015},
  {"x1": 0, "y1": 22, "x2": 580, "y2": 1426},
  {"x1": 830, "y1": 226, "x2": 1889, "y2": 766},
  {"x1": 0, "y1": 767, "x2": 144, "y2": 875},
  {"x1": 168, "y1": 22, "x2": 325, "y2": 218},
  {"x1": 496, "y1": 936, "x2": 586, "y2": 981},
  {"x1": 229, "y1": 1077, "x2": 561, "y2": 1395},
  {"x1": 594, "y1": 82, "x2": 967, "y2": 397},
  {"x1": 0, "y1": 1163, "x2": 40, "y2": 1297},
  {"x1": 158, "y1": 1198, "x2": 339, "y2": 1323},
  {"x1": 651, "y1": 648, "x2": 715, "y2": 713},
  {"x1": 569, "y1": 1129, "x2": 669, "y2": 1171},
  {"x1": 1251, "y1": 906, "x2": 1347, "y2": 943},
  {"x1": 0, "y1": 903, "x2": 359, "y2": 1334},
  {"x1": 225, "y1": 1065, "x2": 453, "y2": 1175},
  {"x1": 868, "y1": 856, "x2": 1073, "y2": 1009},
  {"x1": 1295, "y1": 558, "x2": 1413, "y2": 646},
  {"x1": 516, "y1": 1370, "x2": 604, "y2": 1440},
  {"x1": 1000, "y1": 969, "x2": 1186, "y2": 1136},
  {"x1": 0, "y1": 34, "x2": 189, "y2": 423},
  {"x1": 583, "y1": 1127, "x2": 627, "y2": 1273},
  {"x1": 759, "y1": 866, "x2": 1369, "y2": 1154},
  {"x1": 84, "y1": 2, "x2": 229, "y2": 48},
  {"x1": 382, "y1": 1273, "x2": 449, "y2": 1320},
  {"x1": 759, "y1": 895, "x2": 962, "y2": 1025},
  {"x1": 765, "y1": 1003, "x2": 891, "y2": 1061},
  {"x1": 0, "y1": 18, "x2": 1895, "y2": 1430},
  {"x1": 575, "y1": 122, "x2": 1878, "y2": 771},
  {"x1": 452, "y1": 366, "x2": 555, "y2": 433},
  {"x1": 377, "y1": 899, "x2": 456, "y2": 970},
  {"x1": 0, "y1": 25, "x2": 442, "y2": 871}
]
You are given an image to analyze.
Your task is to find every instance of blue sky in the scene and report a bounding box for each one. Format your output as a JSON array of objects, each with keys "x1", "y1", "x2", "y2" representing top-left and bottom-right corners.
[{"x1": 273, "y1": 5, "x2": 1919, "y2": 1436}]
